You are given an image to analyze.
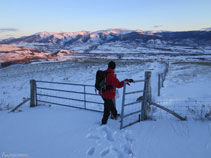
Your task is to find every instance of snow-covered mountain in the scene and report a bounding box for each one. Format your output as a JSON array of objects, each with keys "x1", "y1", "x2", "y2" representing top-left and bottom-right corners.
[
  {"x1": 0, "y1": 44, "x2": 78, "y2": 67},
  {"x1": 1, "y1": 28, "x2": 211, "y2": 54}
]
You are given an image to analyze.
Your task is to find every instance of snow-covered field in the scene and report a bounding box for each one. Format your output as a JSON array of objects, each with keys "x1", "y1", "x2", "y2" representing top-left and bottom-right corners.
[{"x1": 0, "y1": 58, "x2": 211, "y2": 158}]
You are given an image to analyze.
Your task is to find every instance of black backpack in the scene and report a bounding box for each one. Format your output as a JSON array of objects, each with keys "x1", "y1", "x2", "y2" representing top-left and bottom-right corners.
[{"x1": 95, "y1": 70, "x2": 114, "y2": 93}]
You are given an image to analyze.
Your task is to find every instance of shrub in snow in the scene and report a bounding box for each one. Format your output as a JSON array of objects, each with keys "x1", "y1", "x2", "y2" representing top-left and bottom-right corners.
[
  {"x1": 0, "y1": 99, "x2": 5, "y2": 111},
  {"x1": 187, "y1": 104, "x2": 211, "y2": 121},
  {"x1": 205, "y1": 106, "x2": 211, "y2": 120},
  {"x1": 5, "y1": 104, "x2": 12, "y2": 110},
  {"x1": 0, "y1": 99, "x2": 12, "y2": 111}
]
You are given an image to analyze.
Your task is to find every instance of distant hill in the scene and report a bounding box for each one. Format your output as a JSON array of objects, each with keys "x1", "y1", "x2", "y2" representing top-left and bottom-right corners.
[
  {"x1": 0, "y1": 44, "x2": 78, "y2": 67},
  {"x1": 1, "y1": 29, "x2": 211, "y2": 54}
]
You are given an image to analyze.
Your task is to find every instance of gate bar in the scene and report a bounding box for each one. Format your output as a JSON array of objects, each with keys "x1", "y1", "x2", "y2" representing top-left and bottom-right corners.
[
  {"x1": 120, "y1": 82, "x2": 126, "y2": 129},
  {"x1": 37, "y1": 87, "x2": 98, "y2": 96},
  {"x1": 122, "y1": 110, "x2": 142, "y2": 119},
  {"x1": 38, "y1": 100, "x2": 103, "y2": 113},
  {"x1": 36, "y1": 80, "x2": 94, "y2": 87},
  {"x1": 37, "y1": 94, "x2": 103, "y2": 105},
  {"x1": 125, "y1": 90, "x2": 143, "y2": 95}
]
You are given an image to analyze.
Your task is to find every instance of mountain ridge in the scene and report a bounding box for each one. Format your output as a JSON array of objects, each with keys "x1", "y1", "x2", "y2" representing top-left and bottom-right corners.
[{"x1": 1, "y1": 28, "x2": 211, "y2": 54}]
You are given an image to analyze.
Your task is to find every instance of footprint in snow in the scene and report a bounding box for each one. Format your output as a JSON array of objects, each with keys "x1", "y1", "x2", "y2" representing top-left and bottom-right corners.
[
  {"x1": 86, "y1": 133, "x2": 100, "y2": 140},
  {"x1": 100, "y1": 148, "x2": 110, "y2": 157},
  {"x1": 100, "y1": 126, "x2": 114, "y2": 142},
  {"x1": 112, "y1": 147, "x2": 124, "y2": 158},
  {"x1": 124, "y1": 132, "x2": 134, "y2": 144},
  {"x1": 87, "y1": 147, "x2": 95, "y2": 156},
  {"x1": 122, "y1": 143, "x2": 133, "y2": 156},
  {"x1": 121, "y1": 131, "x2": 134, "y2": 156}
]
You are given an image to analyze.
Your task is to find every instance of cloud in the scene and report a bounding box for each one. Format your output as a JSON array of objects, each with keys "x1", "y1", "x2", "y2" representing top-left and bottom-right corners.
[
  {"x1": 0, "y1": 28, "x2": 19, "y2": 33},
  {"x1": 153, "y1": 25, "x2": 162, "y2": 28}
]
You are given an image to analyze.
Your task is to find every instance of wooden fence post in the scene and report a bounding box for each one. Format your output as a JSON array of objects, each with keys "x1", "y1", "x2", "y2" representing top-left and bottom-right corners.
[
  {"x1": 148, "y1": 72, "x2": 152, "y2": 103},
  {"x1": 158, "y1": 73, "x2": 161, "y2": 96},
  {"x1": 84, "y1": 85, "x2": 86, "y2": 109},
  {"x1": 141, "y1": 71, "x2": 151, "y2": 120},
  {"x1": 30, "y1": 80, "x2": 37, "y2": 107}
]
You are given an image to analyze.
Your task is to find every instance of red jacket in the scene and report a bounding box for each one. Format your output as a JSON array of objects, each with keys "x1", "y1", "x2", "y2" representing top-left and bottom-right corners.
[{"x1": 100, "y1": 68, "x2": 125, "y2": 99}]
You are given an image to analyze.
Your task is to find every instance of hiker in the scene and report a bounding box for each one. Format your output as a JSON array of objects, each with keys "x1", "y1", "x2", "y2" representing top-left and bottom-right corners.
[{"x1": 100, "y1": 61, "x2": 134, "y2": 125}]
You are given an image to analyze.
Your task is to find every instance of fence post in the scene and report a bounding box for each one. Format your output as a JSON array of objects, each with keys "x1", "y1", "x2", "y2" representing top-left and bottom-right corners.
[
  {"x1": 120, "y1": 82, "x2": 126, "y2": 129},
  {"x1": 158, "y1": 73, "x2": 161, "y2": 96},
  {"x1": 148, "y1": 73, "x2": 152, "y2": 103},
  {"x1": 161, "y1": 73, "x2": 164, "y2": 87},
  {"x1": 84, "y1": 85, "x2": 86, "y2": 109},
  {"x1": 30, "y1": 80, "x2": 37, "y2": 107},
  {"x1": 141, "y1": 71, "x2": 151, "y2": 120}
]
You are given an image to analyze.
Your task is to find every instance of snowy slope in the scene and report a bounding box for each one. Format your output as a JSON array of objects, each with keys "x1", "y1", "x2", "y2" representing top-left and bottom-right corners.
[
  {"x1": 0, "y1": 106, "x2": 210, "y2": 158},
  {"x1": 0, "y1": 59, "x2": 211, "y2": 158}
]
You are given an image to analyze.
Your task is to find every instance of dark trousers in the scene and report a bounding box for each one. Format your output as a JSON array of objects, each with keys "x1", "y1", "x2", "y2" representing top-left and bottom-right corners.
[{"x1": 101, "y1": 98, "x2": 117, "y2": 124}]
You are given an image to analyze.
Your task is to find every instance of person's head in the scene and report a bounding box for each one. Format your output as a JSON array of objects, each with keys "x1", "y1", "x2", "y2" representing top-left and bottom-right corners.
[{"x1": 108, "y1": 61, "x2": 116, "y2": 70}]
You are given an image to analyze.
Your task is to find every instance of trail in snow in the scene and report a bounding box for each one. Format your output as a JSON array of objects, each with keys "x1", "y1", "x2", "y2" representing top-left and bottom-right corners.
[{"x1": 86, "y1": 125, "x2": 134, "y2": 158}]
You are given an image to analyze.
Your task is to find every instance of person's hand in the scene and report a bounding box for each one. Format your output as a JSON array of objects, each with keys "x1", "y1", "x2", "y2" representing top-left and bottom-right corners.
[
  {"x1": 128, "y1": 79, "x2": 134, "y2": 83},
  {"x1": 124, "y1": 79, "x2": 129, "y2": 82},
  {"x1": 124, "y1": 79, "x2": 130, "y2": 86}
]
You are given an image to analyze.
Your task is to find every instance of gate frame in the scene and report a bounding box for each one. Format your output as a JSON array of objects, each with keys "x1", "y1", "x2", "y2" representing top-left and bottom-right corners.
[
  {"x1": 30, "y1": 80, "x2": 104, "y2": 112},
  {"x1": 120, "y1": 71, "x2": 151, "y2": 129}
]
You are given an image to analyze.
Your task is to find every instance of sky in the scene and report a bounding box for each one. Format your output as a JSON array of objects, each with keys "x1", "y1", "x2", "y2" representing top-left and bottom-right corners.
[{"x1": 0, "y1": 0, "x2": 211, "y2": 39}]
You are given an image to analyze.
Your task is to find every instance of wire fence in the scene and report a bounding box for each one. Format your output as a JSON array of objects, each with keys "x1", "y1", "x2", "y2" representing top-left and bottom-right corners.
[
  {"x1": 158, "y1": 62, "x2": 169, "y2": 96},
  {"x1": 150, "y1": 98, "x2": 211, "y2": 121}
]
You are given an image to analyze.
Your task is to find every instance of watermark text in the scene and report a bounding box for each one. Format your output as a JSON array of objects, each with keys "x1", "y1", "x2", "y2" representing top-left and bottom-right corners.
[{"x1": 2, "y1": 152, "x2": 28, "y2": 158}]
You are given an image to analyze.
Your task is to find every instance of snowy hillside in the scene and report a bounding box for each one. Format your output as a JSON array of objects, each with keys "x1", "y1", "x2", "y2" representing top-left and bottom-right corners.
[
  {"x1": 0, "y1": 44, "x2": 80, "y2": 67},
  {"x1": 0, "y1": 59, "x2": 211, "y2": 158},
  {"x1": 1, "y1": 42, "x2": 211, "y2": 68}
]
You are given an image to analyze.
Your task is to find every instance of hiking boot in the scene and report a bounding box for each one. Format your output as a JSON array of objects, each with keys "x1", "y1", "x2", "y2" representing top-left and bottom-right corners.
[
  {"x1": 115, "y1": 114, "x2": 120, "y2": 120},
  {"x1": 110, "y1": 115, "x2": 115, "y2": 119}
]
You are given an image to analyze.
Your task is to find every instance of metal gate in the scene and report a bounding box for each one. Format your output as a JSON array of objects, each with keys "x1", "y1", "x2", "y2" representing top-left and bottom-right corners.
[
  {"x1": 30, "y1": 80, "x2": 104, "y2": 112},
  {"x1": 29, "y1": 71, "x2": 152, "y2": 130},
  {"x1": 120, "y1": 72, "x2": 151, "y2": 129}
]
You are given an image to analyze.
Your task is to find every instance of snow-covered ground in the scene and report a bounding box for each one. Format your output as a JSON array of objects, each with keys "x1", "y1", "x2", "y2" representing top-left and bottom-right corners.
[
  {"x1": 0, "y1": 59, "x2": 211, "y2": 158},
  {"x1": 1, "y1": 106, "x2": 210, "y2": 158}
]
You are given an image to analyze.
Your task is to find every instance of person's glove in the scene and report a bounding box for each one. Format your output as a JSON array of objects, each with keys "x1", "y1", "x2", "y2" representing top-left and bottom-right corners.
[
  {"x1": 128, "y1": 79, "x2": 134, "y2": 83},
  {"x1": 124, "y1": 79, "x2": 129, "y2": 82},
  {"x1": 124, "y1": 79, "x2": 130, "y2": 86}
]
